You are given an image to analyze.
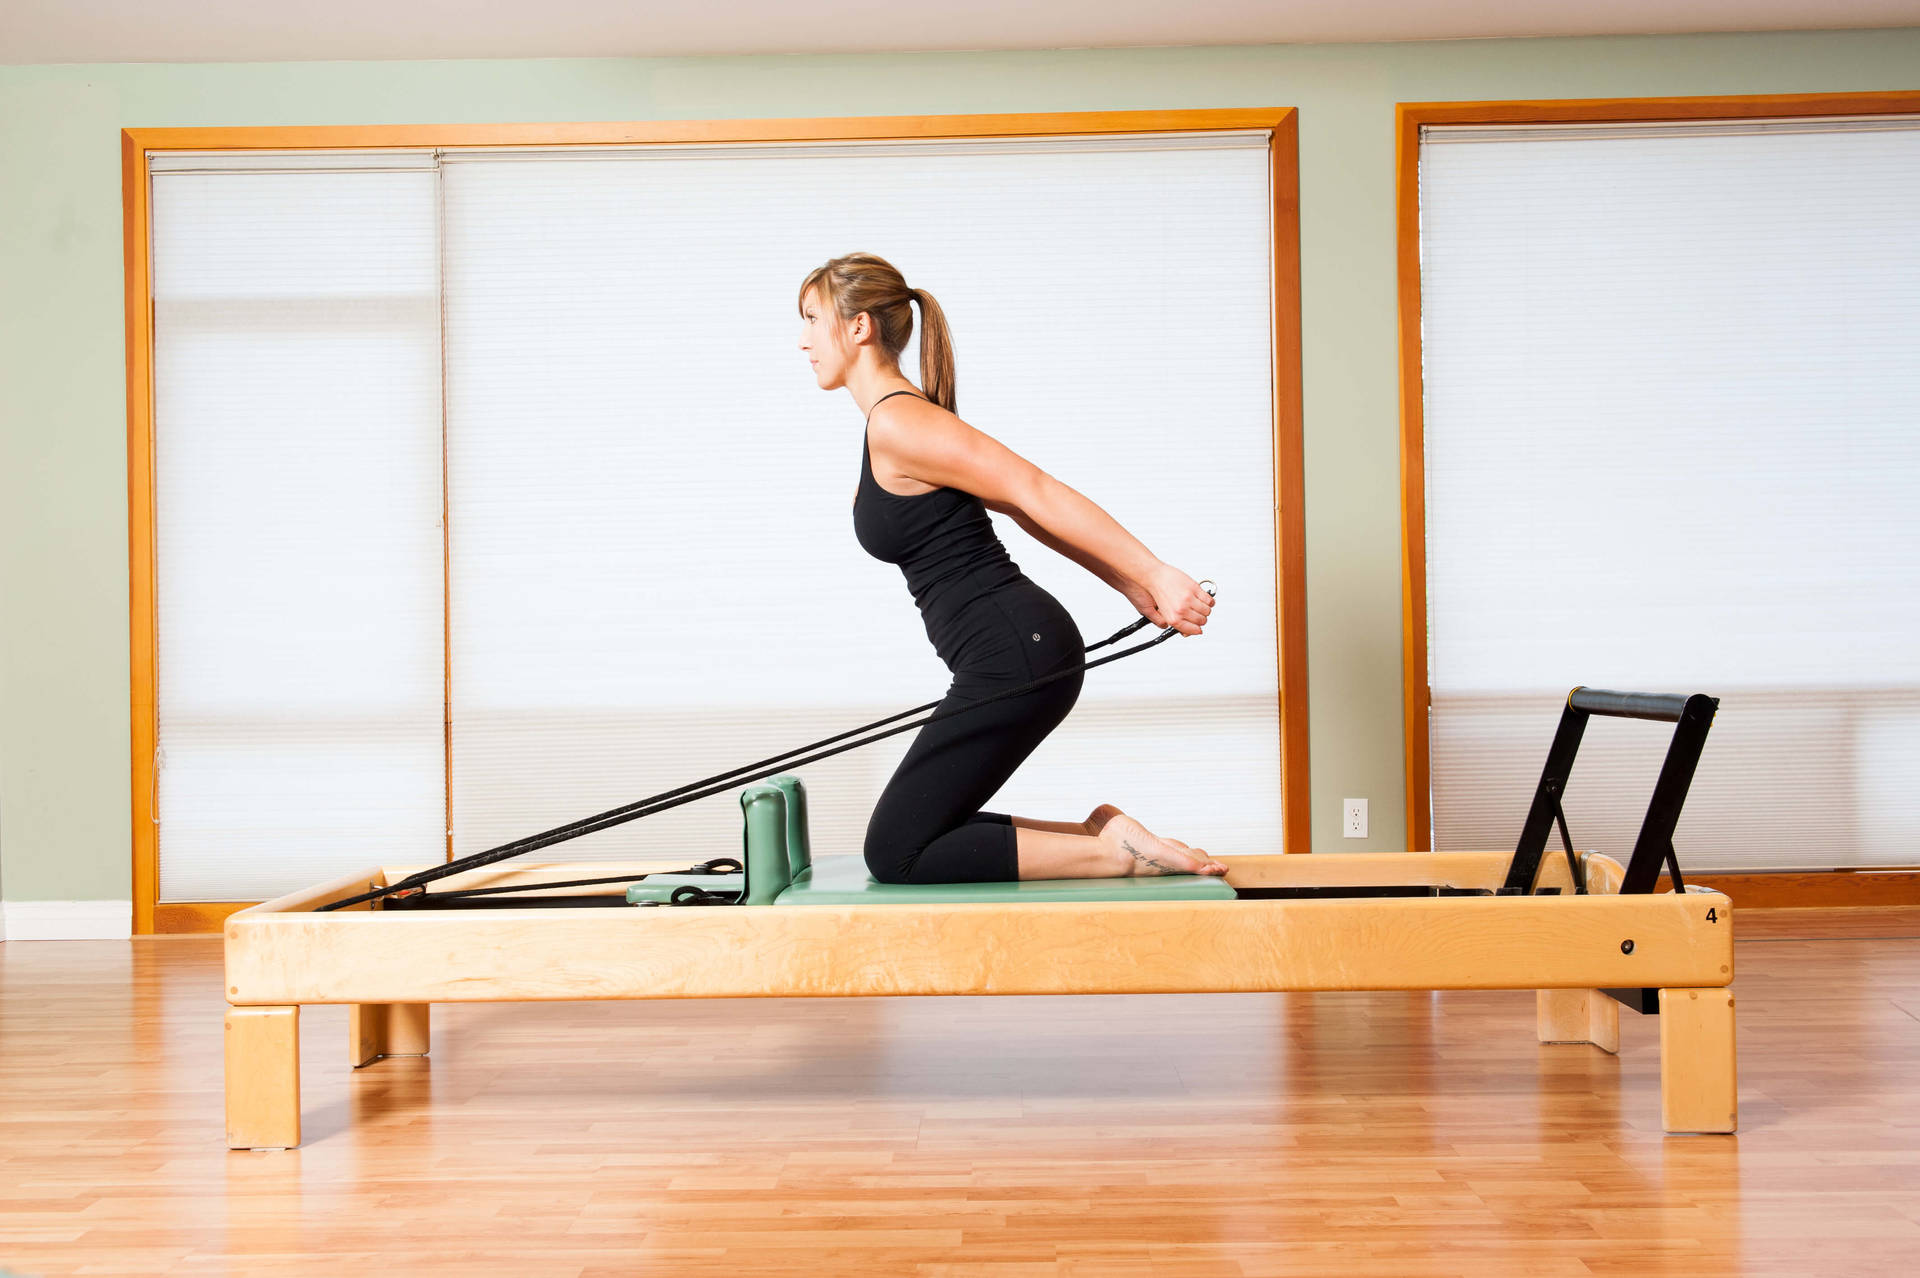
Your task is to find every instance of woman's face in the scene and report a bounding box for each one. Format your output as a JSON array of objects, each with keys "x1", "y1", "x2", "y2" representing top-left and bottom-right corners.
[{"x1": 798, "y1": 286, "x2": 859, "y2": 391}]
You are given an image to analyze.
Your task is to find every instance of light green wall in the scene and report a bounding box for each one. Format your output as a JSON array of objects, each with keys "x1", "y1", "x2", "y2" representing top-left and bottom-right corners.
[{"x1": 2, "y1": 30, "x2": 1915, "y2": 901}]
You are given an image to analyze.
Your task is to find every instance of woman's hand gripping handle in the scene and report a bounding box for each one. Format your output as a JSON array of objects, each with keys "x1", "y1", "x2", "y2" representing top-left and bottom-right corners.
[{"x1": 1124, "y1": 567, "x2": 1216, "y2": 637}]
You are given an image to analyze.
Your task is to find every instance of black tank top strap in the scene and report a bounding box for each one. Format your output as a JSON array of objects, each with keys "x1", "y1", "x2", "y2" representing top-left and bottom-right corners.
[{"x1": 865, "y1": 389, "x2": 926, "y2": 425}]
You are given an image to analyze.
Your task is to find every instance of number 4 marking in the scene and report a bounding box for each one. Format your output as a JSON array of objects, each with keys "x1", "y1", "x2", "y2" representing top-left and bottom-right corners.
[{"x1": 1706, "y1": 907, "x2": 1718, "y2": 923}]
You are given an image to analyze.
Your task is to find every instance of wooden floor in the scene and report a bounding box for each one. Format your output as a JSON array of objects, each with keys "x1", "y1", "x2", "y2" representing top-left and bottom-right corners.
[{"x1": 2, "y1": 913, "x2": 1918, "y2": 1276}]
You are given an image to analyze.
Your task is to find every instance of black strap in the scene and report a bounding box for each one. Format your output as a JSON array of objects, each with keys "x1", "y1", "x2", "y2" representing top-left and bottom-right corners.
[
  {"x1": 319, "y1": 609, "x2": 1184, "y2": 912},
  {"x1": 866, "y1": 389, "x2": 924, "y2": 424}
]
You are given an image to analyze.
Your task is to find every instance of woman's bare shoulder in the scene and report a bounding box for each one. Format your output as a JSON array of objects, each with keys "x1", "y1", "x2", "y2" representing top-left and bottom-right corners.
[
  {"x1": 869, "y1": 394, "x2": 1037, "y2": 507},
  {"x1": 868, "y1": 391, "x2": 982, "y2": 447}
]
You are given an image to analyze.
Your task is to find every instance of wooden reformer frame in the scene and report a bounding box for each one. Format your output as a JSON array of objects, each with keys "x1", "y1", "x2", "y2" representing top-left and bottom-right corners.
[{"x1": 223, "y1": 688, "x2": 1735, "y2": 1149}]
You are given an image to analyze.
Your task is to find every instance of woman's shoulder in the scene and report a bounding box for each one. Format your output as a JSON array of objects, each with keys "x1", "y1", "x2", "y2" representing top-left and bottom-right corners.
[
  {"x1": 866, "y1": 388, "x2": 948, "y2": 445},
  {"x1": 868, "y1": 393, "x2": 1034, "y2": 509},
  {"x1": 865, "y1": 391, "x2": 949, "y2": 496}
]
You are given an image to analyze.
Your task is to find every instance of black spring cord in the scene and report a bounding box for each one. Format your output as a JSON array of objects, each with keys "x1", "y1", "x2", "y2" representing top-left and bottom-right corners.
[{"x1": 395, "y1": 857, "x2": 745, "y2": 905}]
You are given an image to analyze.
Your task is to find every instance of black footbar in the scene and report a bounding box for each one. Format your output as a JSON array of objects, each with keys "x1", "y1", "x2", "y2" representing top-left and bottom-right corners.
[
  {"x1": 1501, "y1": 688, "x2": 1720, "y2": 899},
  {"x1": 319, "y1": 589, "x2": 1214, "y2": 913},
  {"x1": 1507, "y1": 687, "x2": 1721, "y2": 1016}
]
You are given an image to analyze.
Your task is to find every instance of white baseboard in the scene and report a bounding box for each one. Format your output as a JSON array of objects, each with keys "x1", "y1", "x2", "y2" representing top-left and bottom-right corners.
[{"x1": 0, "y1": 900, "x2": 134, "y2": 941}]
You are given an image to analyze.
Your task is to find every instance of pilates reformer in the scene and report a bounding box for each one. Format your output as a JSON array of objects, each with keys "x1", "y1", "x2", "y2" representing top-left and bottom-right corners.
[{"x1": 222, "y1": 593, "x2": 1733, "y2": 1149}]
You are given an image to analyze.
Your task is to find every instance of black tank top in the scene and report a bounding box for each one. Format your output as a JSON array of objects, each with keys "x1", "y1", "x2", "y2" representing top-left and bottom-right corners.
[{"x1": 854, "y1": 389, "x2": 1024, "y2": 630}]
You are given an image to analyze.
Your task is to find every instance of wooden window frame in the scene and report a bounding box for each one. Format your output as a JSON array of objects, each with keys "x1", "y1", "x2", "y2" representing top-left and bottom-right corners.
[
  {"x1": 125, "y1": 108, "x2": 1310, "y2": 934},
  {"x1": 1396, "y1": 90, "x2": 1920, "y2": 908}
]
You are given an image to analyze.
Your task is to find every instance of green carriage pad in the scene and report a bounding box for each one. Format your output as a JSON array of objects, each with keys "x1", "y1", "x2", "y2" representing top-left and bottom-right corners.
[
  {"x1": 773, "y1": 855, "x2": 1236, "y2": 904},
  {"x1": 628, "y1": 774, "x2": 1235, "y2": 906},
  {"x1": 625, "y1": 858, "x2": 1234, "y2": 905}
]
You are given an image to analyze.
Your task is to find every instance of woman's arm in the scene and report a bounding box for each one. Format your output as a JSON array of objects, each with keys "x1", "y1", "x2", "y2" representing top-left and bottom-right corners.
[
  {"x1": 870, "y1": 399, "x2": 1214, "y2": 634},
  {"x1": 987, "y1": 498, "x2": 1129, "y2": 592},
  {"x1": 984, "y1": 479, "x2": 1155, "y2": 594}
]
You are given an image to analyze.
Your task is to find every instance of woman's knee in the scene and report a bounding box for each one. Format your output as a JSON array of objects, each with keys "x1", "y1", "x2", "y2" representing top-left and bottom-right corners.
[
  {"x1": 864, "y1": 850, "x2": 922, "y2": 885},
  {"x1": 863, "y1": 826, "x2": 924, "y2": 885}
]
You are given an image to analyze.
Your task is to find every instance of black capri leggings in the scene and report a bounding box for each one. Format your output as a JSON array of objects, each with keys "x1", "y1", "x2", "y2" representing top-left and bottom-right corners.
[{"x1": 863, "y1": 579, "x2": 1085, "y2": 885}]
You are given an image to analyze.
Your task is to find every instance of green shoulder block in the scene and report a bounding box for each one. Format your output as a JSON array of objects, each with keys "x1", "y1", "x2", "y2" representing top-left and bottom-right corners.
[{"x1": 761, "y1": 774, "x2": 812, "y2": 879}]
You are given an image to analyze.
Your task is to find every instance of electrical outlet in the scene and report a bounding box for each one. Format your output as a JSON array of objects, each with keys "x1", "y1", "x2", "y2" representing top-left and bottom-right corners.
[{"x1": 1343, "y1": 798, "x2": 1368, "y2": 839}]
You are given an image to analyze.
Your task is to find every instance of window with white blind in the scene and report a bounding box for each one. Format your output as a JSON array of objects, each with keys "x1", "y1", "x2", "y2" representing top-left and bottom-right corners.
[
  {"x1": 1417, "y1": 115, "x2": 1920, "y2": 871},
  {"x1": 147, "y1": 131, "x2": 1281, "y2": 901},
  {"x1": 149, "y1": 154, "x2": 447, "y2": 901}
]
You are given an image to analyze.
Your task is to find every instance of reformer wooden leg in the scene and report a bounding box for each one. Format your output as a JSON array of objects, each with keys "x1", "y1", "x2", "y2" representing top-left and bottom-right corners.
[
  {"x1": 1659, "y1": 987, "x2": 1737, "y2": 1134},
  {"x1": 349, "y1": 1003, "x2": 431, "y2": 1068},
  {"x1": 1536, "y1": 988, "x2": 1620, "y2": 1054},
  {"x1": 225, "y1": 1006, "x2": 300, "y2": 1150}
]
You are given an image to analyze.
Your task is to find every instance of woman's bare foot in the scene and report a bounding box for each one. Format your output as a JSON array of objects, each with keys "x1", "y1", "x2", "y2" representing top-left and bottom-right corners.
[
  {"x1": 1096, "y1": 811, "x2": 1227, "y2": 877},
  {"x1": 1158, "y1": 837, "x2": 1225, "y2": 876}
]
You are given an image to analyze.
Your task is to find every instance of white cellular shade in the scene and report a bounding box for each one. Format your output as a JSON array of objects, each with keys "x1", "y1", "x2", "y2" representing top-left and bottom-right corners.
[
  {"x1": 440, "y1": 134, "x2": 1280, "y2": 866},
  {"x1": 150, "y1": 168, "x2": 447, "y2": 901},
  {"x1": 1419, "y1": 118, "x2": 1920, "y2": 870}
]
